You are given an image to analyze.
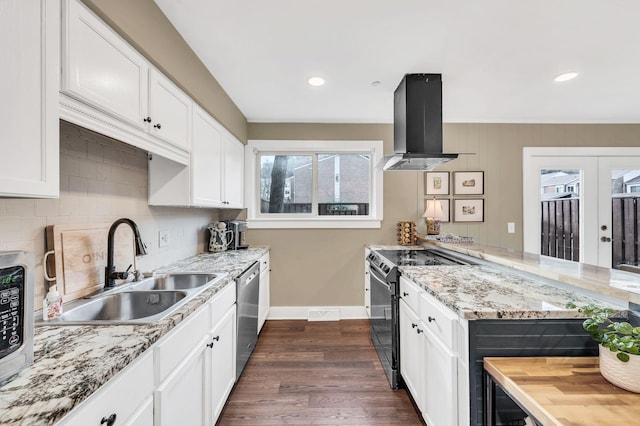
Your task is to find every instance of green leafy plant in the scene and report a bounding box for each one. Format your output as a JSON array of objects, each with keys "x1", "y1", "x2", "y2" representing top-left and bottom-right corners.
[{"x1": 566, "y1": 302, "x2": 640, "y2": 362}]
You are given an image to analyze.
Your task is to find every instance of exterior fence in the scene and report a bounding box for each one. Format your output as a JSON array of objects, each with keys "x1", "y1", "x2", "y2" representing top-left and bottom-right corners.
[
  {"x1": 542, "y1": 195, "x2": 640, "y2": 269},
  {"x1": 541, "y1": 198, "x2": 580, "y2": 261}
]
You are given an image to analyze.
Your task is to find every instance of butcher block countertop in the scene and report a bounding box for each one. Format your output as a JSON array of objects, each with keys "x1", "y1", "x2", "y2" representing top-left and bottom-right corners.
[
  {"x1": 483, "y1": 357, "x2": 640, "y2": 426},
  {"x1": 0, "y1": 247, "x2": 268, "y2": 425}
]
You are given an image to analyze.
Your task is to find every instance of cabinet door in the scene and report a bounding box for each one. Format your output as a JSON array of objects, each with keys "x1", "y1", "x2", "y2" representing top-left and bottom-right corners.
[
  {"x1": 223, "y1": 134, "x2": 245, "y2": 208},
  {"x1": 149, "y1": 68, "x2": 192, "y2": 151},
  {"x1": 191, "y1": 106, "x2": 223, "y2": 207},
  {"x1": 399, "y1": 299, "x2": 423, "y2": 409},
  {"x1": 155, "y1": 335, "x2": 210, "y2": 426},
  {"x1": 210, "y1": 306, "x2": 236, "y2": 423},
  {"x1": 0, "y1": 0, "x2": 59, "y2": 197},
  {"x1": 62, "y1": 0, "x2": 148, "y2": 129},
  {"x1": 364, "y1": 253, "x2": 371, "y2": 318},
  {"x1": 258, "y1": 269, "x2": 270, "y2": 332},
  {"x1": 422, "y1": 328, "x2": 457, "y2": 426}
]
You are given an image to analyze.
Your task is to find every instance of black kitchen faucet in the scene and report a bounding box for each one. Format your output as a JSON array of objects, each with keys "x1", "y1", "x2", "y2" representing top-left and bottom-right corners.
[{"x1": 104, "y1": 218, "x2": 148, "y2": 287}]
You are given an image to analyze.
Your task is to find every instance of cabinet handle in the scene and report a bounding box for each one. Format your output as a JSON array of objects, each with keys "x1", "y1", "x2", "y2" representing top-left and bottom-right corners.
[
  {"x1": 154, "y1": 123, "x2": 162, "y2": 129},
  {"x1": 403, "y1": 292, "x2": 409, "y2": 297},
  {"x1": 416, "y1": 328, "x2": 423, "y2": 334},
  {"x1": 428, "y1": 316, "x2": 436, "y2": 323},
  {"x1": 101, "y1": 414, "x2": 117, "y2": 426},
  {"x1": 207, "y1": 336, "x2": 221, "y2": 348},
  {"x1": 411, "y1": 323, "x2": 417, "y2": 329},
  {"x1": 212, "y1": 336, "x2": 220, "y2": 341},
  {"x1": 143, "y1": 116, "x2": 151, "y2": 123},
  {"x1": 206, "y1": 342, "x2": 214, "y2": 348}
]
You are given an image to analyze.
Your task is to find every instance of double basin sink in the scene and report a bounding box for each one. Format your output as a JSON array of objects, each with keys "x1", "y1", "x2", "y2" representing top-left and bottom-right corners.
[{"x1": 38, "y1": 273, "x2": 228, "y2": 325}]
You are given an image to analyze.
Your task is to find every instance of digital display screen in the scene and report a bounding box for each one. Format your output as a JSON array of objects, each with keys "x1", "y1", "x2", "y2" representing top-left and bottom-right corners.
[{"x1": 0, "y1": 266, "x2": 24, "y2": 358}]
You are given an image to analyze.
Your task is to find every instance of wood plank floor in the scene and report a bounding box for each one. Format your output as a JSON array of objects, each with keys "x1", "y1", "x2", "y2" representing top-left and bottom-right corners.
[{"x1": 217, "y1": 320, "x2": 424, "y2": 425}]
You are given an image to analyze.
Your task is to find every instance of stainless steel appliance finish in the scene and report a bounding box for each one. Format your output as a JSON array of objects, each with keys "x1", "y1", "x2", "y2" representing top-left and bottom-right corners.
[
  {"x1": 368, "y1": 248, "x2": 475, "y2": 389},
  {"x1": 236, "y1": 261, "x2": 260, "y2": 379},
  {"x1": 0, "y1": 251, "x2": 34, "y2": 384},
  {"x1": 225, "y1": 220, "x2": 249, "y2": 250}
]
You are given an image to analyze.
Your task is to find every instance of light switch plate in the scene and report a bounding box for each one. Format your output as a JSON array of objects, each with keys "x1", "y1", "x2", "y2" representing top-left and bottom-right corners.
[
  {"x1": 159, "y1": 230, "x2": 169, "y2": 247},
  {"x1": 507, "y1": 222, "x2": 515, "y2": 233}
]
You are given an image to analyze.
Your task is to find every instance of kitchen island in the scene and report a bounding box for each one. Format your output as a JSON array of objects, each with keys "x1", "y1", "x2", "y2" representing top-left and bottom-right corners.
[{"x1": 0, "y1": 247, "x2": 268, "y2": 425}]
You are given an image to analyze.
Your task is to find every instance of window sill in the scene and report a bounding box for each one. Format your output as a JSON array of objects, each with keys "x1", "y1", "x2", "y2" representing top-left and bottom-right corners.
[{"x1": 247, "y1": 217, "x2": 382, "y2": 229}]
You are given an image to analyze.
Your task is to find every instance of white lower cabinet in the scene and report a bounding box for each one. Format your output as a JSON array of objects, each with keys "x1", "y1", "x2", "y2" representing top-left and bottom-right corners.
[
  {"x1": 57, "y1": 351, "x2": 154, "y2": 426},
  {"x1": 258, "y1": 253, "x2": 271, "y2": 332},
  {"x1": 399, "y1": 275, "x2": 464, "y2": 426},
  {"x1": 209, "y1": 307, "x2": 237, "y2": 421}
]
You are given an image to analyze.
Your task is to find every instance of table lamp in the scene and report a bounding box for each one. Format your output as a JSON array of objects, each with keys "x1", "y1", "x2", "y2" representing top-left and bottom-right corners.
[{"x1": 422, "y1": 198, "x2": 446, "y2": 235}]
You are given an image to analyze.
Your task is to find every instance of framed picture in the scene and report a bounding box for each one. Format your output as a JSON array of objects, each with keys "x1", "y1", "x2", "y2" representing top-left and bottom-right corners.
[
  {"x1": 453, "y1": 171, "x2": 484, "y2": 195},
  {"x1": 425, "y1": 171, "x2": 450, "y2": 195},
  {"x1": 423, "y1": 197, "x2": 450, "y2": 222},
  {"x1": 454, "y1": 199, "x2": 484, "y2": 222}
]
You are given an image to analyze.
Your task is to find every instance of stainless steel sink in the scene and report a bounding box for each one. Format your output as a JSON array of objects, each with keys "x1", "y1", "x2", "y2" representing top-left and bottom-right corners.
[
  {"x1": 57, "y1": 291, "x2": 187, "y2": 322},
  {"x1": 129, "y1": 273, "x2": 216, "y2": 291},
  {"x1": 36, "y1": 272, "x2": 228, "y2": 325}
]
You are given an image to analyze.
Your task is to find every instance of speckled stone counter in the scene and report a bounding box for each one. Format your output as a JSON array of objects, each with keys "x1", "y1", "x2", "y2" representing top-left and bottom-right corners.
[
  {"x1": 400, "y1": 265, "x2": 626, "y2": 320},
  {"x1": 0, "y1": 247, "x2": 268, "y2": 425},
  {"x1": 419, "y1": 237, "x2": 640, "y2": 305}
]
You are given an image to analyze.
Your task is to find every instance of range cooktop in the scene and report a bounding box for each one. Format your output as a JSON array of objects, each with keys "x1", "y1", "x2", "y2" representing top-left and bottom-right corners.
[{"x1": 376, "y1": 249, "x2": 473, "y2": 266}]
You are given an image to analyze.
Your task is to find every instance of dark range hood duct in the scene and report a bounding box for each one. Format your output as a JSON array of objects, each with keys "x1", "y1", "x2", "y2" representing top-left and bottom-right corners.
[{"x1": 378, "y1": 73, "x2": 458, "y2": 171}]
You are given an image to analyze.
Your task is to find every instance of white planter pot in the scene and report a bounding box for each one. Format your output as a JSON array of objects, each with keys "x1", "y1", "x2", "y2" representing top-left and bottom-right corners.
[{"x1": 599, "y1": 345, "x2": 640, "y2": 393}]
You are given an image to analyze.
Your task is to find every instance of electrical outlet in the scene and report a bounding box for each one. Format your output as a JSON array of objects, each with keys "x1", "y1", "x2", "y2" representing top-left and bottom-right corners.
[
  {"x1": 159, "y1": 231, "x2": 169, "y2": 247},
  {"x1": 507, "y1": 222, "x2": 515, "y2": 234}
]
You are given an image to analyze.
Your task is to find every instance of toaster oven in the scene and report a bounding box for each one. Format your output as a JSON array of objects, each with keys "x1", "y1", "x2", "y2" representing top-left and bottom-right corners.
[{"x1": 0, "y1": 251, "x2": 34, "y2": 384}]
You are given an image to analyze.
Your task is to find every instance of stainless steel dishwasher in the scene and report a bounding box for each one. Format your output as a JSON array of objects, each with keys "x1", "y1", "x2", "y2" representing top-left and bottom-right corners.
[{"x1": 236, "y1": 261, "x2": 260, "y2": 379}]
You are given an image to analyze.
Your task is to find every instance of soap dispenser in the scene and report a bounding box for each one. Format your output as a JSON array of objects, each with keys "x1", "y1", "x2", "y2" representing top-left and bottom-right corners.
[{"x1": 43, "y1": 285, "x2": 63, "y2": 321}]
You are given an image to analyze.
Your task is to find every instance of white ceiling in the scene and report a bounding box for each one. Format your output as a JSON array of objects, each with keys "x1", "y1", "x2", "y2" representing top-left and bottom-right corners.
[{"x1": 154, "y1": 0, "x2": 640, "y2": 124}]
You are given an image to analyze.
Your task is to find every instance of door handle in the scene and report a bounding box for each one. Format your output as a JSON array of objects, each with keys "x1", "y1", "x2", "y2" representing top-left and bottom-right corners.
[{"x1": 601, "y1": 236, "x2": 611, "y2": 242}]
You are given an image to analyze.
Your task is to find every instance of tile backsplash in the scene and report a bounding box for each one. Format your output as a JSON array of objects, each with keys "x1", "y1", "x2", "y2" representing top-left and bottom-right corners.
[{"x1": 1, "y1": 121, "x2": 238, "y2": 307}]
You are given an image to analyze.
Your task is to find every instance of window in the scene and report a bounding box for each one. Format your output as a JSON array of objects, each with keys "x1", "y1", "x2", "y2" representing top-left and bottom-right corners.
[{"x1": 246, "y1": 140, "x2": 384, "y2": 228}]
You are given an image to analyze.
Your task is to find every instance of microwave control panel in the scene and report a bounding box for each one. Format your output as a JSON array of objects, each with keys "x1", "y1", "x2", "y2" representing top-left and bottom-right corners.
[{"x1": 0, "y1": 266, "x2": 24, "y2": 358}]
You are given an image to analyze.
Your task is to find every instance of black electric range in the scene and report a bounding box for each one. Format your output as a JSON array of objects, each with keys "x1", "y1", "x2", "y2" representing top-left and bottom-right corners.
[{"x1": 367, "y1": 248, "x2": 475, "y2": 389}]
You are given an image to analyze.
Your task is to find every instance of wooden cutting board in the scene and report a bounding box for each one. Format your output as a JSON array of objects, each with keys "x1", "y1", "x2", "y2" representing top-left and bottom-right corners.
[{"x1": 45, "y1": 223, "x2": 135, "y2": 301}]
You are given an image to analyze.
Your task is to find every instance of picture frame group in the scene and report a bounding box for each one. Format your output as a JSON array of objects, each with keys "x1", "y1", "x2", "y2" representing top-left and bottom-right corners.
[{"x1": 424, "y1": 171, "x2": 485, "y2": 223}]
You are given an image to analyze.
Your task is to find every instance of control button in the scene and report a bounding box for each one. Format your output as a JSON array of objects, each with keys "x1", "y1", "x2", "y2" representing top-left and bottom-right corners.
[
  {"x1": 9, "y1": 289, "x2": 18, "y2": 296},
  {"x1": 9, "y1": 301, "x2": 18, "y2": 308},
  {"x1": 0, "y1": 298, "x2": 8, "y2": 305},
  {"x1": 8, "y1": 335, "x2": 19, "y2": 345},
  {"x1": 0, "y1": 291, "x2": 9, "y2": 298}
]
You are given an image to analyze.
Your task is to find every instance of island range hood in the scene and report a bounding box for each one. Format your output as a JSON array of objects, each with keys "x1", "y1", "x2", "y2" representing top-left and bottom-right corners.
[{"x1": 377, "y1": 73, "x2": 458, "y2": 171}]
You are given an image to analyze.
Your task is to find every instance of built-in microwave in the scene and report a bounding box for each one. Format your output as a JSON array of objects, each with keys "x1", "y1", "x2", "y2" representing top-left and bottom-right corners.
[{"x1": 0, "y1": 251, "x2": 34, "y2": 384}]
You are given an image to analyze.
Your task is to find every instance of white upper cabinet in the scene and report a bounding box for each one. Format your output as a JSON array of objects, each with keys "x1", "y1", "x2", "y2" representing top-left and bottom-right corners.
[
  {"x1": 148, "y1": 69, "x2": 192, "y2": 151},
  {"x1": 222, "y1": 133, "x2": 245, "y2": 208},
  {"x1": 62, "y1": 0, "x2": 148, "y2": 129},
  {"x1": 60, "y1": 0, "x2": 189, "y2": 165},
  {"x1": 191, "y1": 105, "x2": 223, "y2": 206},
  {"x1": 0, "y1": 0, "x2": 59, "y2": 198}
]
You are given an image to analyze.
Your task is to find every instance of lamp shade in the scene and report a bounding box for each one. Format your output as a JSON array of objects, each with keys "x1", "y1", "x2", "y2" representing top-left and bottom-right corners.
[{"x1": 422, "y1": 198, "x2": 446, "y2": 220}]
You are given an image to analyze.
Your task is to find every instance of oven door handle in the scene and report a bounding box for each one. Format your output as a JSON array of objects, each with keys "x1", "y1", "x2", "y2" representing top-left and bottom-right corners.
[{"x1": 369, "y1": 267, "x2": 391, "y2": 291}]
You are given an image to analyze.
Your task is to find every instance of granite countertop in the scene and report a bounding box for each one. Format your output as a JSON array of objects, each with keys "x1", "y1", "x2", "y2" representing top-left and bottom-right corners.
[
  {"x1": 0, "y1": 247, "x2": 268, "y2": 425},
  {"x1": 420, "y1": 237, "x2": 640, "y2": 305},
  {"x1": 400, "y1": 265, "x2": 626, "y2": 320}
]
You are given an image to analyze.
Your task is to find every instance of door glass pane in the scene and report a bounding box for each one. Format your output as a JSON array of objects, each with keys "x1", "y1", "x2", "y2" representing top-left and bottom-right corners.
[
  {"x1": 539, "y1": 169, "x2": 580, "y2": 262},
  {"x1": 610, "y1": 170, "x2": 640, "y2": 270},
  {"x1": 260, "y1": 155, "x2": 312, "y2": 213},
  {"x1": 317, "y1": 154, "x2": 370, "y2": 216}
]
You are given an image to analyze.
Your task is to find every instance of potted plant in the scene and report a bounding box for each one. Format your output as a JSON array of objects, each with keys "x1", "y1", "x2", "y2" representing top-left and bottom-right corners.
[{"x1": 566, "y1": 302, "x2": 640, "y2": 393}]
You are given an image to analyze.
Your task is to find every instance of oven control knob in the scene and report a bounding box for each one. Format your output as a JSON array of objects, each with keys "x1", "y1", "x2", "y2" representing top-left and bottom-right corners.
[{"x1": 382, "y1": 265, "x2": 390, "y2": 273}]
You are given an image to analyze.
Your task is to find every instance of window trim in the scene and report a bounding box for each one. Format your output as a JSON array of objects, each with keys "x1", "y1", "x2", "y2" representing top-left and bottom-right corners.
[{"x1": 245, "y1": 140, "x2": 384, "y2": 229}]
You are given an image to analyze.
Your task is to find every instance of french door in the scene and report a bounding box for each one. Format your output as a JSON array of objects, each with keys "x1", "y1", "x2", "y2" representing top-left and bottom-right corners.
[{"x1": 523, "y1": 148, "x2": 640, "y2": 269}]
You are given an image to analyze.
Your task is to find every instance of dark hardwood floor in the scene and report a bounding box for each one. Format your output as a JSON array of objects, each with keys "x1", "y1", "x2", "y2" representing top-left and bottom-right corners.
[{"x1": 218, "y1": 319, "x2": 424, "y2": 425}]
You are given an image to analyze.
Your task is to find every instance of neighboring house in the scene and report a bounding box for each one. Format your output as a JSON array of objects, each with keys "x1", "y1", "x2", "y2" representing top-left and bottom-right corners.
[{"x1": 540, "y1": 172, "x2": 580, "y2": 196}]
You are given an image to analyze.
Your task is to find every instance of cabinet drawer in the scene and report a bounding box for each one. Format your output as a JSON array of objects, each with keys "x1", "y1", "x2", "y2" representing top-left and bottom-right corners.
[
  {"x1": 154, "y1": 302, "x2": 210, "y2": 383},
  {"x1": 258, "y1": 253, "x2": 270, "y2": 273},
  {"x1": 419, "y1": 291, "x2": 457, "y2": 350},
  {"x1": 59, "y1": 351, "x2": 153, "y2": 426},
  {"x1": 211, "y1": 281, "x2": 236, "y2": 326},
  {"x1": 399, "y1": 276, "x2": 422, "y2": 313}
]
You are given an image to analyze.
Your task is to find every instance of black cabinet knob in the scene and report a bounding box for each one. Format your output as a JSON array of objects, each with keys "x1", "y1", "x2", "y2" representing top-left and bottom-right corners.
[
  {"x1": 428, "y1": 316, "x2": 436, "y2": 323},
  {"x1": 101, "y1": 414, "x2": 117, "y2": 426},
  {"x1": 411, "y1": 323, "x2": 417, "y2": 328},
  {"x1": 154, "y1": 123, "x2": 162, "y2": 129},
  {"x1": 143, "y1": 116, "x2": 151, "y2": 123},
  {"x1": 212, "y1": 336, "x2": 220, "y2": 341},
  {"x1": 206, "y1": 342, "x2": 214, "y2": 348},
  {"x1": 416, "y1": 328, "x2": 423, "y2": 334},
  {"x1": 403, "y1": 292, "x2": 409, "y2": 297}
]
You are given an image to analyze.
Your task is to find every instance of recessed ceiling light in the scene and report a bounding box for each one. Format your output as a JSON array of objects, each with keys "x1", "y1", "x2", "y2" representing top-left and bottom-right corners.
[
  {"x1": 554, "y1": 72, "x2": 578, "y2": 82},
  {"x1": 308, "y1": 77, "x2": 325, "y2": 87}
]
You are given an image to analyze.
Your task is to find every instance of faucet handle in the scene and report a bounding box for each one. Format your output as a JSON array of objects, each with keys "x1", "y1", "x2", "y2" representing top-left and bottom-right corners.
[{"x1": 110, "y1": 264, "x2": 133, "y2": 281}]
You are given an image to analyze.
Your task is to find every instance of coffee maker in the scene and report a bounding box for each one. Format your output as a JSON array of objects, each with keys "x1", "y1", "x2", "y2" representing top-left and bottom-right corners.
[{"x1": 225, "y1": 220, "x2": 249, "y2": 250}]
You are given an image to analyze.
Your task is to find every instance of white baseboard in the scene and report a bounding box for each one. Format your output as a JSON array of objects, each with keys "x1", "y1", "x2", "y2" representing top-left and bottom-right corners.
[{"x1": 267, "y1": 306, "x2": 368, "y2": 321}]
